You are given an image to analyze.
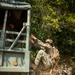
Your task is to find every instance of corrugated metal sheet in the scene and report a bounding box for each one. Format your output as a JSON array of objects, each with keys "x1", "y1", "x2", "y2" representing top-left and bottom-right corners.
[{"x1": 0, "y1": 1, "x2": 31, "y2": 10}]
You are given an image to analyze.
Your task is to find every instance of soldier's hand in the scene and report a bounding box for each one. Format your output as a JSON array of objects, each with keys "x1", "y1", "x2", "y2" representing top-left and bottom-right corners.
[
  {"x1": 30, "y1": 34, "x2": 37, "y2": 40},
  {"x1": 30, "y1": 38, "x2": 34, "y2": 44}
]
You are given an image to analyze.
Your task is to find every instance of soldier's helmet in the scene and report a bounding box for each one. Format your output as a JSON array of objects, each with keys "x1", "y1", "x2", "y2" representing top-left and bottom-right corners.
[{"x1": 45, "y1": 39, "x2": 53, "y2": 44}]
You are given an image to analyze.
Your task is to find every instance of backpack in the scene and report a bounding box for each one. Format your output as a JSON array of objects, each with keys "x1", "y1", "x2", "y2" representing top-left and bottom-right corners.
[{"x1": 51, "y1": 46, "x2": 60, "y2": 69}]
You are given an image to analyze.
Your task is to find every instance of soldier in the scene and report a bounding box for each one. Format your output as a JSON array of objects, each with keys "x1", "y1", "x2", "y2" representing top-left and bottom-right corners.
[{"x1": 30, "y1": 34, "x2": 53, "y2": 70}]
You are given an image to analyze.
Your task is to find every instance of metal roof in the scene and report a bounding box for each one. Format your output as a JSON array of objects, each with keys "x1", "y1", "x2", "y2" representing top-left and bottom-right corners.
[{"x1": 0, "y1": 1, "x2": 31, "y2": 10}]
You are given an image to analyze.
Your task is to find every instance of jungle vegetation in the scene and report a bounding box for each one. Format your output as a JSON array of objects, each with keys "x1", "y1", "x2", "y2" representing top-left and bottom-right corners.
[{"x1": 17, "y1": 0, "x2": 75, "y2": 61}]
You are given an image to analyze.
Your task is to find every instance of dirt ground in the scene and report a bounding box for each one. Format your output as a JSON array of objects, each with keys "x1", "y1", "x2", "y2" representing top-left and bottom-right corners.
[{"x1": 31, "y1": 59, "x2": 75, "y2": 75}]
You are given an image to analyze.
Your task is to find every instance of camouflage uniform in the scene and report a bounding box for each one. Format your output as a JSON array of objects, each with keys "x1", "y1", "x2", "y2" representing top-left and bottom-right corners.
[{"x1": 34, "y1": 39, "x2": 53, "y2": 68}]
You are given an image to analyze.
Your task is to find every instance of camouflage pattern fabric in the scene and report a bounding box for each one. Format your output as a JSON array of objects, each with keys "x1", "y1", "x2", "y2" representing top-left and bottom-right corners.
[
  {"x1": 34, "y1": 39, "x2": 53, "y2": 68},
  {"x1": 35, "y1": 49, "x2": 52, "y2": 68}
]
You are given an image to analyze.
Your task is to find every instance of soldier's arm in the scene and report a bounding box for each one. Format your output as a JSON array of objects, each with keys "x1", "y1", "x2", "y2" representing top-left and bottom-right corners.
[
  {"x1": 30, "y1": 34, "x2": 45, "y2": 47},
  {"x1": 30, "y1": 35, "x2": 41, "y2": 49},
  {"x1": 30, "y1": 34, "x2": 52, "y2": 50}
]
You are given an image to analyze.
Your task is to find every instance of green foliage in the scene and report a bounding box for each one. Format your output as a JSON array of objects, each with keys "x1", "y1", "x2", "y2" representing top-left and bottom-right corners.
[{"x1": 17, "y1": 0, "x2": 75, "y2": 60}]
